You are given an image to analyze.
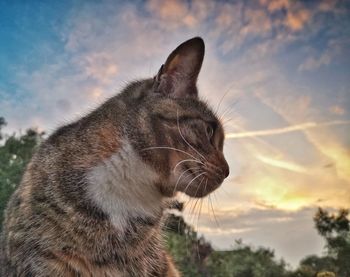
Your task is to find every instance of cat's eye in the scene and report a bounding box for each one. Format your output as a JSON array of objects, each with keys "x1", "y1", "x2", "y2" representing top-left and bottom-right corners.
[{"x1": 206, "y1": 125, "x2": 214, "y2": 138}]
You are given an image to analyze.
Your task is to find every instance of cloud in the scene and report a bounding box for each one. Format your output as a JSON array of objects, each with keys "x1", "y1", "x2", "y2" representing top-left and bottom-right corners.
[
  {"x1": 298, "y1": 36, "x2": 349, "y2": 72},
  {"x1": 259, "y1": 0, "x2": 290, "y2": 12},
  {"x1": 241, "y1": 9, "x2": 272, "y2": 37},
  {"x1": 305, "y1": 133, "x2": 350, "y2": 183},
  {"x1": 298, "y1": 52, "x2": 332, "y2": 71},
  {"x1": 259, "y1": 0, "x2": 312, "y2": 32},
  {"x1": 318, "y1": 0, "x2": 340, "y2": 13},
  {"x1": 74, "y1": 52, "x2": 119, "y2": 85},
  {"x1": 146, "y1": 0, "x2": 197, "y2": 28},
  {"x1": 329, "y1": 105, "x2": 346, "y2": 115},
  {"x1": 284, "y1": 8, "x2": 311, "y2": 31}
]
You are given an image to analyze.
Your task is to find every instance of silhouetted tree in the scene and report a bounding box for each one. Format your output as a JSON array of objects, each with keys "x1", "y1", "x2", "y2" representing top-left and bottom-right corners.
[{"x1": 314, "y1": 208, "x2": 350, "y2": 276}]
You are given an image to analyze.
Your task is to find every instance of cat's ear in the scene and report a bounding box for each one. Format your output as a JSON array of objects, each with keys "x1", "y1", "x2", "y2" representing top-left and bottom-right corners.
[{"x1": 154, "y1": 37, "x2": 204, "y2": 98}]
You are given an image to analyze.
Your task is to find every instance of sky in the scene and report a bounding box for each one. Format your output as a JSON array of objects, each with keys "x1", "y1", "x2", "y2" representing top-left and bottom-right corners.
[{"x1": 1, "y1": 0, "x2": 350, "y2": 268}]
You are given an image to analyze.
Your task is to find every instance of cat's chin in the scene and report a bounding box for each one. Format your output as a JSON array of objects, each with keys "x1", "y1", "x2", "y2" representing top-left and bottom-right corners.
[
  {"x1": 159, "y1": 180, "x2": 221, "y2": 198},
  {"x1": 181, "y1": 181, "x2": 222, "y2": 198}
]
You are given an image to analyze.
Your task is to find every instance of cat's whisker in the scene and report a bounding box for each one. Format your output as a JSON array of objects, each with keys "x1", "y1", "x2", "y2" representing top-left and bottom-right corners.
[
  {"x1": 172, "y1": 167, "x2": 202, "y2": 195},
  {"x1": 189, "y1": 177, "x2": 205, "y2": 217},
  {"x1": 189, "y1": 198, "x2": 200, "y2": 223},
  {"x1": 205, "y1": 178, "x2": 210, "y2": 220},
  {"x1": 207, "y1": 193, "x2": 211, "y2": 218},
  {"x1": 195, "y1": 178, "x2": 207, "y2": 229},
  {"x1": 219, "y1": 111, "x2": 234, "y2": 125},
  {"x1": 219, "y1": 104, "x2": 234, "y2": 116},
  {"x1": 217, "y1": 99, "x2": 239, "y2": 119},
  {"x1": 142, "y1": 146, "x2": 199, "y2": 161},
  {"x1": 173, "y1": 159, "x2": 204, "y2": 172},
  {"x1": 192, "y1": 198, "x2": 201, "y2": 226},
  {"x1": 203, "y1": 178, "x2": 209, "y2": 197},
  {"x1": 213, "y1": 190, "x2": 220, "y2": 204},
  {"x1": 196, "y1": 198, "x2": 203, "y2": 239},
  {"x1": 192, "y1": 196, "x2": 203, "y2": 263},
  {"x1": 194, "y1": 176, "x2": 205, "y2": 198},
  {"x1": 218, "y1": 104, "x2": 238, "y2": 125},
  {"x1": 183, "y1": 172, "x2": 206, "y2": 195},
  {"x1": 176, "y1": 110, "x2": 207, "y2": 162},
  {"x1": 215, "y1": 83, "x2": 236, "y2": 116},
  {"x1": 221, "y1": 117, "x2": 235, "y2": 126},
  {"x1": 209, "y1": 193, "x2": 220, "y2": 228}
]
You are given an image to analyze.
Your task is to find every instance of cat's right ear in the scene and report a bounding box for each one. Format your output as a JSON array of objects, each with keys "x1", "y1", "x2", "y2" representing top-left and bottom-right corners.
[{"x1": 154, "y1": 37, "x2": 205, "y2": 98}]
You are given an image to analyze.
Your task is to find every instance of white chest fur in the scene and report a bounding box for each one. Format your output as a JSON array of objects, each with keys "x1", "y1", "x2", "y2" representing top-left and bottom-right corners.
[{"x1": 86, "y1": 141, "x2": 164, "y2": 230}]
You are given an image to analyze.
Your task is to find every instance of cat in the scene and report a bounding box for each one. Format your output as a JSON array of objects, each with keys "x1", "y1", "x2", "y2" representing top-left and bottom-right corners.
[{"x1": 0, "y1": 37, "x2": 229, "y2": 277}]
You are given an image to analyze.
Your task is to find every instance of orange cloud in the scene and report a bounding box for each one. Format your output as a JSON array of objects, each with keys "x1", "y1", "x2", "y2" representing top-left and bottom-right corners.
[
  {"x1": 147, "y1": 0, "x2": 197, "y2": 28},
  {"x1": 260, "y1": 0, "x2": 290, "y2": 12},
  {"x1": 259, "y1": 0, "x2": 313, "y2": 32},
  {"x1": 285, "y1": 9, "x2": 311, "y2": 31}
]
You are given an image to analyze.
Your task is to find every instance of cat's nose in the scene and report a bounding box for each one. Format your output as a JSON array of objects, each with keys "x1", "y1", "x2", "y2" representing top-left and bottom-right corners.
[
  {"x1": 221, "y1": 159, "x2": 230, "y2": 178},
  {"x1": 223, "y1": 161, "x2": 230, "y2": 178}
]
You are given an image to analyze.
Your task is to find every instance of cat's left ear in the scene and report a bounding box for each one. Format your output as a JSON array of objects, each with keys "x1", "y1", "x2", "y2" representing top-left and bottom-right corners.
[{"x1": 154, "y1": 37, "x2": 205, "y2": 98}]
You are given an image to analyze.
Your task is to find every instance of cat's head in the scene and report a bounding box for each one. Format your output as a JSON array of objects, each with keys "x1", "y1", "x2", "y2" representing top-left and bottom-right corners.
[{"x1": 123, "y1": 37, "x2": 229, "y2": 198}]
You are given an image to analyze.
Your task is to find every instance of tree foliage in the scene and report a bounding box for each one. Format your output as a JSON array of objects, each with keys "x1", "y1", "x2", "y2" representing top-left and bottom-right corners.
[
  {"x1": 165, "y1": 213, "x2": 289, "y2": 276},
  {"x1": 0, "y1": 117, "x2": 43, "y2": 228},
  {"x1": 314, "y1": 208, "x2": 350, "y2": 276},
  {"x1": 206, "y1": 241, "x2": 287, "y2": 277}
]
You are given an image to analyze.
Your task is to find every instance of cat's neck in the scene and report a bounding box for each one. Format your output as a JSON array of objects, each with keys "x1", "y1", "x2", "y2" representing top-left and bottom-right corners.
[{"x1": 86, "y1": 140, "x2": 165, "y2": 230}]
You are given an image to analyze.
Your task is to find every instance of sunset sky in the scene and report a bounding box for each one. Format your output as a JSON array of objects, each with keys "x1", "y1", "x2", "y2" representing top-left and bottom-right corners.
[{"x1": 1, "y1": 0, "x2": 349, "y2": 267}]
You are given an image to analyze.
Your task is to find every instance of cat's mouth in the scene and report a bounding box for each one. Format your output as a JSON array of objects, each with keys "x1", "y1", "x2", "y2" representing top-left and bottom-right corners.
[{"x1": 177, "y1": 165, "x2": 225, "y2": 198}]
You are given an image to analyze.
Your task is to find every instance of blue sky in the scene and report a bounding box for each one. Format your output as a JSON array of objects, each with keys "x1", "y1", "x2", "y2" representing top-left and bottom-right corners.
[{"x1": 1, "y1": 0, "x2": 350, "y2": 267}]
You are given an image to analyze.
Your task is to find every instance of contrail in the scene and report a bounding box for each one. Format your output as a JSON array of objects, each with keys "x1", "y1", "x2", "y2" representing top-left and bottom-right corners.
[
  {"x1": 226, "y1": 120, "x2": 350, "y2": 139},
  {"x1": 256, "y1": 155, "x2": 308, "y2": 173}
]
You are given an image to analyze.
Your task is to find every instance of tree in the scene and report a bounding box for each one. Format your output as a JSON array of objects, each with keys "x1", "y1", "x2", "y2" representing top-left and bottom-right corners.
[
  {"x1": 0, "y1": 117, "x2": 6, "y2": 140},
  {"x1": 289, "y1": 255, "x2": 337, "y2": 277},
  {"x1": 164, "y1": 201, "x2": 292, "y2": 277},
  {"x1": 0, "y1": 118, "x2": 42, "y2": 229},
  {"x1": 206, "y1": 240, "x2": 288, "y2": 277},
  {"x1": 164, "y1": 210, "x2": 213, "y2": 276},
  {"x1": 314, "y1": 208, "x2": 350, "y2": 276}
]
